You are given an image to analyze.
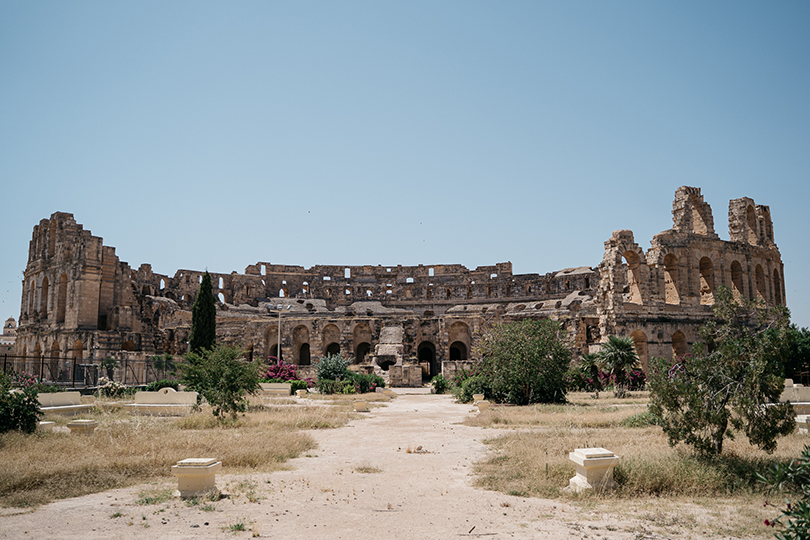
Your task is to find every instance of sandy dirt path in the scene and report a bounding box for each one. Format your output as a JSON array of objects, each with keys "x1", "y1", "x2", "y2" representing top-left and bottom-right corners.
[{"x1": 0, "y1": 393, "x2": 721, "y2": 539}]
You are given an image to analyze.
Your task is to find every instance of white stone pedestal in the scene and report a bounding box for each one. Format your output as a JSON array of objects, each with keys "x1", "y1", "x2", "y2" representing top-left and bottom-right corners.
[
  {"x1": 171, "y1": 458, "x2": 222, "y2": 498},
  {"x1": 472, "y1": 394, "x2": 485, "y2": 403},
  {"x1": 38, "y1": 421, "x2": 55, "y2": 432},
  {"x1": 354, "y1": 400, "x2": 369, "y2": 412},
  {"x1": 568, "y1": 447, "x2": 619, "y2": 492},
  {"x1": 295, "y1": 389, "x2": 307, "y2": 397},
  {"x1": 66, "y1": 419, "x2": 97, "y2": 435},
  {"x1": 476, "y1": 400, "x2": 491, "y2": 412}
]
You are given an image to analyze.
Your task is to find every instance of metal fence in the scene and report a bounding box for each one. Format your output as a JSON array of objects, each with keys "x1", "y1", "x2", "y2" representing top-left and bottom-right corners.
[{"x1": 1, "y1": 354, "x2": 179, "y2": 388}]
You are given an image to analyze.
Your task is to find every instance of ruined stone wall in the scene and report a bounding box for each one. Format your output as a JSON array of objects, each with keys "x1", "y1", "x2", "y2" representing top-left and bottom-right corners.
[{"x1": 13, "y1": 187, "x2": 785, "y2": 383}]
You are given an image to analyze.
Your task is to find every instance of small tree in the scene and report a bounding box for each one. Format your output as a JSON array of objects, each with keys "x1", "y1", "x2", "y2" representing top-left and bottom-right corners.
[
  {"x1": 316, "y1": 353, "x2": 351, "y2": 381},
  {"x1": 475, "y1": 319, "x2": 571, "y2": 405},
  {"x1": 100, "y1": 357, "x2": 119, "y2": 380},
  {"x1": 760, "y1": 445, "x2": 810, "y2": 539},
  {"x1": 189, "y1": 271, "x2": 216, "y2": 353},
  {"x1": 181, "y1": 345, "x2": 261, "y2": 419},
  {"x1": 598, "y1": 335, "x2": 640, "y2": 398},
  {"x1": 649, "y1": 286, "x2": 794, "y2": 456}
]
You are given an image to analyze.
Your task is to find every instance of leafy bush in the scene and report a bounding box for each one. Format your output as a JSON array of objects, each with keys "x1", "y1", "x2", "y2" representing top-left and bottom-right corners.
[
  {"x1": 262, "y1": 358, "x2": 299, "y2": 382},
  {"x1": 96, "y1": 377, "x2": 126, "y2": 398},
  {"x1": 317, "y1": 379, "x2": 356, "y2": 395},
  {"x1": 290, "y1": 380, "x2": 308, "y2": 393},
  {"x1": 100, "y1": 357, "x2": 119, "y2": 379},
  {"x1": 145, "y1": 379, "x2": 179, "y2": 392},
  {"x1": 760, "y1": 445, "x2": 810, "y2": 539},
  {"x1": 626, "y1": 369, "x2": 646, "y2": 391},
  {"x1": 351, "y1": 373, "x2": 385, "y2": 394},
  {"x1": 649, "y1": 286, "x2": 794, "y2": 456},
  {"x1": 181, "y1": 345, "x2": 262, "y2": 419},
  {"x1": 316, "y1": 353, "x2": 351, "y2": 381},
  {"x1": 0, "y1": 377, "x2": 42, "y2": 434},
  {"x1": 457, "y1": 375, "x2": 493, "y2": 403},
  {"x1": 475, "y1": 319, "x2": 571, "y2": 405},
  {"x1": 431, "y1": 374, "x2": 450, "y2": 394}
]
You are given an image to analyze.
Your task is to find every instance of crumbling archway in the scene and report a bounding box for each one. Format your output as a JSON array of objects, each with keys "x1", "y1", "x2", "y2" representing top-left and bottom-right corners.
[{"x1": 418, "y1": 341, "x2": 437, "y2": 377}]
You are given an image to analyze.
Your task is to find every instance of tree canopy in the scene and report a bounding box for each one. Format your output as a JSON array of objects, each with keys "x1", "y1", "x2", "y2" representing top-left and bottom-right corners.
[
  {"x1": 649, "y1": 286, "x2": 794, "y2": 456},
  {"x1": 475, "y1": 318, "x2": 571, "y2": 405},
  {"x1": 189, "y1": 271, "x2": 216, "y2": 353}
]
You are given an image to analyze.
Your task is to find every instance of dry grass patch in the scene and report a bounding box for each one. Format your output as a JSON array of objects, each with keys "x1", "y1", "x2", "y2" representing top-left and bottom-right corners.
[
  {"x1": 465, "y1": 401, "x2": 647, "y2": 429},
  {"x1": 0, "y1": 401, "x2": 358, "y2": 508},
  {"x1": 471, "y1": 395, "x2": 805, "y2": 538}
]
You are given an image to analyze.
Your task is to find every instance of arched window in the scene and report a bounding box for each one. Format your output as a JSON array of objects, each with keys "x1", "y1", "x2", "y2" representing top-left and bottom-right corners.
[
  {"x1": 672, "y1": 331, "x2": 687, "y2": 359},
  {"x1": 623, "y1": 251, "x2": 642, "y2": 305},
  {"x1": 730, "y1": 260, "x2": 744, "y2": 301},
  {"x1": 40, "y1": 277, "x2": 49, "y2": 317},
  {"x1": 630, "y1": 330, "x2": 648, "y2": 372},
  {"x1": 747, "y1": 205, "x2": 758, "y2": 244},
  {"x1": 755, "y1": 264, "x2": 766, "y2": 300},
  {"x1": 56, "y1": 273, "x2": 67, "y2": 323},
  {"x1": 664, "y1": 254, "x2": 679, "y2": 305},
  {"x1": 699, "y1": 257, "x2": 714, "y2": 305}
]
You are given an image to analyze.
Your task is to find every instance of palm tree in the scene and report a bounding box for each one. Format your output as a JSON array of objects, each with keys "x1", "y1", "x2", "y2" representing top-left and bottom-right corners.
[
  {"x1": 598, "y1": 335, "x2": 639, "y2": 398},
  {"x1": 580, "y1": 353, "x2": 603, "y2": 399}
]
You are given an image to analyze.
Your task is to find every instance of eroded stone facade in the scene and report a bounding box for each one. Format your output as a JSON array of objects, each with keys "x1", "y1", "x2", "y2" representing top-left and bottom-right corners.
[{"x1": 13, "y1": 187, "x2": 786, "y2": 383}]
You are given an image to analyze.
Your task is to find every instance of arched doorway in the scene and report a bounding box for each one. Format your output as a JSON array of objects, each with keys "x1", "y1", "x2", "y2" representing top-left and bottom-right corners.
[
  {"x1": 672, "y1": 331, "x2": 687, "y2": 359},
  {"x1": 449, "y1": 341, "x2": 467, "y2": 361},
  {"x1": 325, "y1": 342, "x2": 340, "y2": 356},
  {"x1": 418, "y1": 341, "x2": 437, "y2": 377},
  {"x1": 299, "y1": 343, "x2": 311, "y2": 365},
  {"x1": 355, "y1": 342, "x2": 371, "y2": 363}
]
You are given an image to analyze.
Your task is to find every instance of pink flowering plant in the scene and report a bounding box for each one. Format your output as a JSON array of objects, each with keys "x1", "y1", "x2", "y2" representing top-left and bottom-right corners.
[{"x1": 262, "y1": 356, "x2": 299, "y2": 382}]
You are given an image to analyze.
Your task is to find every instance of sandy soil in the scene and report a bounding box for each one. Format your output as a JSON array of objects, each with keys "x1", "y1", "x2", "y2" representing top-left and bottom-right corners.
[{"x1": 0, "y1": 393, "x2": 751, "y2": 539}]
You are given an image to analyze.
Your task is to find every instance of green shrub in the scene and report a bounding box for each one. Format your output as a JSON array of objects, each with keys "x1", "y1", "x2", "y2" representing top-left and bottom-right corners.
[
  {"x1": 431, "y1": 374, "x2": 450, "y2": 394},
  {"x1": 181, "y1": 345, "x2": 261, "y2": 419},
  {"x1": 316, "y1": 353, "x2": 351, "y2": 381},
  {"x1": 145, "y1": 379, "x2": 179, "y2": 392},
  {"x1": 457, "y1": 375, "x2": 493, "y2": 403},
  {"x1": 621, "y1": 410, "x2": 661, "y2": 428},
  {"x1": 290, "y1": 380, "x2": 308, "y2": 393},
  {"x1": 0, "y1": 386, "x2": 42, "y2": 434},
  {"x1": 475, "y1": 319, "x2": 571, "y2": 405},
  {"x1": 317, "y1": 379, "x2": 356, "y2": 395},
  {"x1": 351, "y1": 373, "x2": 385, "y2": 393}
]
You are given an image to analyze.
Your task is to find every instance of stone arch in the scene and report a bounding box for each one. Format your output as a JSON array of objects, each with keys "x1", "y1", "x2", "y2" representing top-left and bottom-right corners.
[
  {"x1": 72, "y1": 339, "x2": 83, "y2": 360},
  {"x1": 747, "y1": 205, "x2": 758, "y2": 244},
  {"x1": 322, "y1": 323, "x2": 341, "y2": 356},
  {"x1": 292, "y1": 325, "x2": 310, "y2": 365},
  {"x1": 121, "y1": 341, "x2": 137, "y2": 351},
  {"x1": 40, "y1": 276, "x2": 49, "y2": 317},
  {"x1": 663, "y1": 254, "x2": 679, "y2": 305},
  {"x1": 49, "y1": 341, "x2": 60, "y2": 381},
  {"x1": 56, "y1": 273, "x2": 67, "y2": 323},
  {"x1": 630, "y1": 330, "x2": 648, "y2": 372},
  {"x1": 418, "y1": 341, "x2": 437, "y2": 376},
  {"x1": 264, "y1": 324, "x2": 280, "y2": 361},
  {"x1": 755, "y1": 264, "x2": 766, "y2": 300},
  {"x1": 699, "y1": 257, "x2": 714, "y2": 305},
  {"x1": 448, "y1": 321, "x2": 471, "y2": 361},
  {"x1": 623, "y1": 251, "x2": 642, "y2": 305},
  {"x1": 774, "y1": 269, "x2": 783, "y2": 305},
  {"x1": 730, "y1": 260, "x2": 744, "y2": 301},
  {"x1": 352, "y1": 323, "x2": 372, "y2": 364},
  {"x1": 672, "y1": 331, "x2": 687, "y2": 359}
]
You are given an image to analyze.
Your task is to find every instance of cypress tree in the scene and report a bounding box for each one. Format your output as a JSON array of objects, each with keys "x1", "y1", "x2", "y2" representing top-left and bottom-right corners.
[{"x1": 189, "y1": 271, "x2": 216, "y2": 352}]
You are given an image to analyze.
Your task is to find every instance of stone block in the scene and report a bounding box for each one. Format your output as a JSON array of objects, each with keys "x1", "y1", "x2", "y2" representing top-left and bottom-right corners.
[
  {"x1": 38, "y1": 391, "x2": 94, "y2": 416},
  {"x1": 295, "y1": 389, "x2": 307, "y2": 397},
  {"x1": 472, "y1": 393, "x2": 485, "y2": 403},
  {"x1": 124, "y1": 388, "x2": 198, "y2": 416},
  {"x1": 66, "y1": 419, "x2": 98, "y2": 435},
  {"x1": 354, "y1": 400, "x2": 369, "y2": 412},
  {"x1": 797, "y1": 415, "x2": 810, "y2": 434},
  {"x1": 171, "y1": 458, "x2": 222, "y2": 499},
  {"x1": 568, "y1": 447, "x2": 619, "y2": 492},
  {"x1": 476, "y1": 400, "x2": 491, "y2": 412},
  {"x1": 37, "y1": 421, "x2": 55, "y2": 431}
]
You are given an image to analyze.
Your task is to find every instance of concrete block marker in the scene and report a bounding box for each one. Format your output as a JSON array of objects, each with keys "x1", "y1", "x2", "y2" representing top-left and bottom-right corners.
[
  {"x1": 354, "y1": 400, "x2": 369, "y2": 412},
  {"x1": 66, "y1": 419, "x2": 97, "y2": 435},
  {"x1": 476, "y1": 400, "x2": 491, "y2": 412},
  {"x1": 472, "y1": 394, "x2": 485, "y2": 404},
  {"x1": 567, "y1": 447, "x2": 619, "y2": 492},
  {"x1": 37, "y1": 421, "x2": 55, "y2": 431},
  {"x1": 172, "y1": 458, "x2": 222, "y2": 499},
  {"x1": 295, "y1": 389, "x2": 307, "y2": 397}
]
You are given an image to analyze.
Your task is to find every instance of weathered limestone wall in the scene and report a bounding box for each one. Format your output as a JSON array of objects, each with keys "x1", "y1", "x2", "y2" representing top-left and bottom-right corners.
[{"x1": 13, "y1": 187, "x2": 785, "y2": 384}]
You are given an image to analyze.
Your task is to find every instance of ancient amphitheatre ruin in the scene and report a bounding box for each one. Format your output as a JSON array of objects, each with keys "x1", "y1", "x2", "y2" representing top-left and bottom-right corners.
[{"x1": 12, "y1": 185, "x2": 785, "y2": 385}]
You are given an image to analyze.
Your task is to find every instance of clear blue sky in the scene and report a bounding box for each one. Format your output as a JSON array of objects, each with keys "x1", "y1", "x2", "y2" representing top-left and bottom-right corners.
[{"x1": 1, "y1": 2, "x2": 808, "y2": 327}]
